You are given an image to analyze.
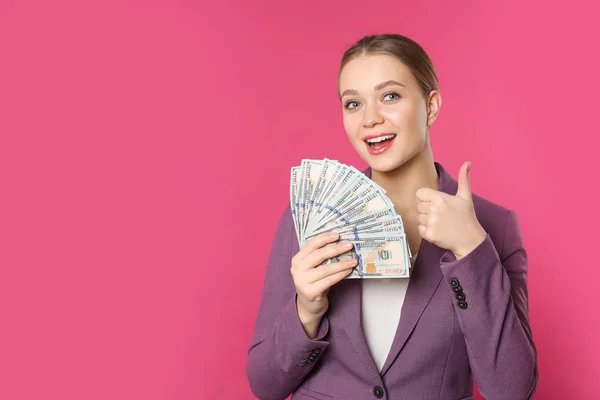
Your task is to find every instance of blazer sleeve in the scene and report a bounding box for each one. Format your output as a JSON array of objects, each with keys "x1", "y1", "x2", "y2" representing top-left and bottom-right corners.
[
  {"x1": 438, "y1": 209, "x2": 538, "y2": 400},
  {"x1": 246, "y1": 205, "x2": 331, "y2": 400}
]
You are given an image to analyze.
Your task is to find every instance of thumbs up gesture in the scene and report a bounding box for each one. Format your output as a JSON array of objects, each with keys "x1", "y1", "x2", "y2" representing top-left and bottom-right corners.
[{"x1": 415, "y1": 161, "x2": 487, "y2": 260}]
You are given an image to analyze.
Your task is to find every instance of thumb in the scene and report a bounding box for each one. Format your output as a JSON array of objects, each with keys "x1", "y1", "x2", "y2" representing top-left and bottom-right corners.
[{"x1": 456, "y1": 161, "x2": 472, "y2": 200}]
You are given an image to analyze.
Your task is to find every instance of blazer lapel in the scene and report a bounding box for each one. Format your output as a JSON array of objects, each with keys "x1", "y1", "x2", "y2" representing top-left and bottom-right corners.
[
  {"x1": 378, "y1": 162, "x2": 458, "y2": 377},
  {"x1": 331, "y1": 279, "x2": 382, "y2": 381},
  {"x1": 331, "y1": 162, "x2": 459, "y2": 378},
  {"x1": 379, "y1": 240, "x2": 444, "y2": 376}
]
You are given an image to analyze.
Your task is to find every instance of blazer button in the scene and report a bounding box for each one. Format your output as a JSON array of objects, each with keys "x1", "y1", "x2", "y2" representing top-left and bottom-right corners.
[
  {"x1": 373, "y1": 386, "x2": 384, "y2": 398},
  {"x1": 455, "y1": 292, "x2": 466, "y2": 301},
  {"x1": 458, "y1": 301, "x2": 468, "y2": 310},
  {"x1": 452, "y1": 285, "x2": 463, "y2": 294},
  {"x1": 449, "y1": 278, "x2": 460, "y2": 288}
]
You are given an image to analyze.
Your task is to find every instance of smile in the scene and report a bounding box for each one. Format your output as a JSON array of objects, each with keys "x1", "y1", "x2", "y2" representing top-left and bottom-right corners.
[{"x1": 363, "y1": 133, "x2": 397, "y2": 155}]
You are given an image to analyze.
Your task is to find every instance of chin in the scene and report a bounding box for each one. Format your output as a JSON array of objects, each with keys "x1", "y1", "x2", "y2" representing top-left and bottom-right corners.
[
  {"x1": 368, "y1": 159, "x2": 404, "y2": 173},
  {"x1": 359, "y1": 151, "x2": 406, "y2": 174},
  {"x1": 352, "y1": 136, "x2": 419, "y2": 174}
]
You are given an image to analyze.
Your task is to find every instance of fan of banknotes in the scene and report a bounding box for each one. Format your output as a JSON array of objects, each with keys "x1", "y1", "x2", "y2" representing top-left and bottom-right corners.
[{"x1": 290, "y1": 159, "x2": 411, "y2": 278}]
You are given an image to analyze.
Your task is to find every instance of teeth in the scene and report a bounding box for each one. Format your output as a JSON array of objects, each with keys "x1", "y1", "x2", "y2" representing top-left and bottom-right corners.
[{"x1": 366, "y1": 135, "x2": 395, "y2": 143}]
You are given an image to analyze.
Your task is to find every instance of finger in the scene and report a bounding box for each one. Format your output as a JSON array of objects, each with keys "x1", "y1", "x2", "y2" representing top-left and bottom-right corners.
[
  {"x1": 309, "y1": 259, "x2": 357, "y2": 283},
  {"x1": 417, "y1": 224, "x2": 428, "y2": 239},
  {"x1": 312, "y1": 268, "x2": 354, "y2": 293},
  {"x1": 416, "y1": 201, "x2": 430, "y2": 214},
  {"x1": 417, "y1": 213, "x2": 428, "y2": 226},
  {"x1": 415, "y1": 187, "x2": 439, "y2": 202},
  {"x1": 296, "y1": 232, "x2": 340, "y2": 260},
  {"x1": 301, "y1": 241, "x2": 354, "y2": 270},
  {"x1": 456, "y1": 161, "x2": 472, "y2": 200}
]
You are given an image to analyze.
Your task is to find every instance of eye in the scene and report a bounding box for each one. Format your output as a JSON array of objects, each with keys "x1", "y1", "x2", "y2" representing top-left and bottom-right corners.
[
  {"x1": 382, "y1": 92, "x2": 400, "y2": 102},
  {"x1": 344, "y1": 100, "x2": 361, "y2": 110}
]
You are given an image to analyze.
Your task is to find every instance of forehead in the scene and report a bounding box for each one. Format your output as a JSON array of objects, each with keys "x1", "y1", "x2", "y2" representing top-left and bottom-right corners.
[{"x1": 338, "y1": 54, "x2": 416, "y2": 92}]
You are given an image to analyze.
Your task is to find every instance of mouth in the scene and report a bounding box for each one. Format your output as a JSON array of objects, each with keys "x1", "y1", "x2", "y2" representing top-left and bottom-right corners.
[{"x1": 364, "y1": 134, "x2": 397, "y2": 155}]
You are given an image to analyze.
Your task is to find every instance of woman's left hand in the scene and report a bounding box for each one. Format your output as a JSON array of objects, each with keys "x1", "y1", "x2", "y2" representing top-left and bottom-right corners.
[{"x1": 416, "y1": 161, "x2": 487, "y2": 260}]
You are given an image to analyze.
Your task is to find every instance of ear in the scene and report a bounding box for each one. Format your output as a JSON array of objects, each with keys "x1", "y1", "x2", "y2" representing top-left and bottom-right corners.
[{"x1": 426, "y1": 90, "x2": 442, "y2": 127}]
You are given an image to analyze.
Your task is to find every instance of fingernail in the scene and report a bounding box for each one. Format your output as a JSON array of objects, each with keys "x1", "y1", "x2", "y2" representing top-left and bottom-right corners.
[
  {"x1": 342, "y1": 241, "x2": 353, "y2": 248},
  {"x1": 330, "y1": 233, "x2": 339, "y2": 239},
  {"x1": 348, "y1": 259, "x2": 358, "y2": 266}
]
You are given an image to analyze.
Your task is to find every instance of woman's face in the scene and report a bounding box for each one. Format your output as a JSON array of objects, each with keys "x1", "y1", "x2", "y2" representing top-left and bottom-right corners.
[{"x1": 338, "y1": 54, "x2": 440, "y2": 173}]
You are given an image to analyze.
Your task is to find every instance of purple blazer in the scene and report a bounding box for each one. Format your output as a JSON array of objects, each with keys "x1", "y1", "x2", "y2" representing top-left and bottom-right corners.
[{"x1": 246, "y1": 162, "x2": 538, "y2": 400}]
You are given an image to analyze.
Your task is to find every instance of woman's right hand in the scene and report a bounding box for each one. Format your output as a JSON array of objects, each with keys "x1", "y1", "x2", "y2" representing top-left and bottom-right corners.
[{"x1": 291, "y1": 232, "x2": 357, "y2": 338}]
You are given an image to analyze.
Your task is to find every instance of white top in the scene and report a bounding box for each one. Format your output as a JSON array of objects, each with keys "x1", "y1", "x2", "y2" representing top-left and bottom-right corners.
[{"x1": 361, "y1": 254, "x2": 417, "y2": 372}]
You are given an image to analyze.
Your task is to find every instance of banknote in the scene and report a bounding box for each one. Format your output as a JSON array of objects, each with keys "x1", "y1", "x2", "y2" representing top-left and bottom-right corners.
[
  {"x1": 348, "y1": 234, "x2": 410, "y2": 278},
  {"x1": 290, "y1": 159, "x2": 412, "y2": 278}
]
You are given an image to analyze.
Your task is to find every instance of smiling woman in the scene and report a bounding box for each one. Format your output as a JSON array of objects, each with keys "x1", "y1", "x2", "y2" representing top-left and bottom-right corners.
[{"x1": 246, "y1": 34, "x2": 537, "y2": 400}]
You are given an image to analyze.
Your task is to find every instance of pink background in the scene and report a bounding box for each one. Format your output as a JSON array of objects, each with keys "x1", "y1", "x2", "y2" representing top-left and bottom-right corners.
[{"x1": 1, "y1": 1, "x2": 598, "y2": 399}]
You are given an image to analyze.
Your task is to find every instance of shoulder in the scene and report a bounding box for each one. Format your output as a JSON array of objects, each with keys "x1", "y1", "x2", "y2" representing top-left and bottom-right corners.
[
  {"x1": 270, "y1": 203, "x2": 300, "y2": 256},
  {"x1": 471, "y1": 191, "x2": 514, "y2": 229},
  {"x1": 437, "y1": 161, "x2": 520, "y2": 253},
  {"x1": 278, "y1": 203, "x2": 297, "y2": 239},
  {"x1": 471, "y1": 191, "x2": 523, "y2": 257}
]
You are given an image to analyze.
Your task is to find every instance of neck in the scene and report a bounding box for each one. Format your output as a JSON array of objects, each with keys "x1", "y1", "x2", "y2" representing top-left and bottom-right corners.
[
  {"x1": 370, "y1": 143, "x2": 439, "y2": 216},
  {"x1": 370, "y1": 140, "x2": 439, "y2": 256}
]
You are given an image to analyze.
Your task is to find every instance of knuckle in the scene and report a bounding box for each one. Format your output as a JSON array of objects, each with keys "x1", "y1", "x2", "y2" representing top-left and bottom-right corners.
[
  {"x1": 320, "y1": 232, "x2": 333, "y2": 242},
  {"x1": 305, "y1": 290, "x2": 318, "y2": 302},
  {"x1": 291, "y1": 271, "x2": 300, "y2": 284},
  {"x1": 422, "y1": 227, "x2": 430, "y2": 239},
  {"x1": 339, "y1": 264, "x2": 351, "y2": 274}
]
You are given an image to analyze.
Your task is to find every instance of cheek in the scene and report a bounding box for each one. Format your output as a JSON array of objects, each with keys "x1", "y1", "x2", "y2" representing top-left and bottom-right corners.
[
  {"x1": 384, "y1": 103, "x2": 426, "y2": 131},
  {"x1": 342, "y1": 113, "x2": 361, "y2": 139}
]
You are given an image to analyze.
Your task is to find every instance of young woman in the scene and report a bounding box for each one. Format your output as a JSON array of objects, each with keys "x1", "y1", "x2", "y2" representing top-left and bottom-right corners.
[{"x1": 246, "y1": 34, "x2": 537, "y2": 400}]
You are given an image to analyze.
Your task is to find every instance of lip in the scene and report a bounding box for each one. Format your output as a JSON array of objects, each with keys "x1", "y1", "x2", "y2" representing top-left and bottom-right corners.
[{"x1": 363, "y1": 133, "x2": 397, "y2": 155}]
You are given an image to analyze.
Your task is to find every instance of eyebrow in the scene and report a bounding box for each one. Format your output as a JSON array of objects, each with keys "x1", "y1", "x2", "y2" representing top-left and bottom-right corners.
[{"x1": 340, "y1": 80, "x2": 406, "y2": 98}]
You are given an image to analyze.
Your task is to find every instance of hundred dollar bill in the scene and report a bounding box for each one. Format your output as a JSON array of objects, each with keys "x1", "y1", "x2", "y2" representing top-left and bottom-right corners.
[
  {"x1": 338, "y1": 225, "x2": 404, "y2": 241},
  {"x1": 290, "y1": 166, "x2": 301, "y2": 241},
  {"x1": 301, "y1": 160, "x2": 320, "y2": 234},
  {"x1": 306, "y1": 159, "x2": 338, "y2": 229},
  {"x1": 347, "y1": 165, "x2": 387, "y2": 195},
  {"x1": 309, "y1": 162, "x2": 343, "y2": 224},
  {"x1": 333, "y1": 216, "x2": 404, "y2": 236},
  {"x1": 298, "y1": 159, "x2": 322, "y2": 235},
  {"x1": 306, "y1": 166, "x2": 361, "y2": 234},
  {"x1": 311, "y1": 175, "x2": 370, "y2": 227},
  {"x1": 320, "y1": 234, "x2": 409, "y2": 278},
  {"x1": 308, "y1": 183, "x2": 395, "y2": 233},
  {"x1": 313, "y1": 166, "x2": 361, "y2": 216},
  {"x1": 349, "y1": 234, "x2": 410, "y2": 278},
  {"x1": 307, "y1": 208, "x2": 399, "y2": 238}
]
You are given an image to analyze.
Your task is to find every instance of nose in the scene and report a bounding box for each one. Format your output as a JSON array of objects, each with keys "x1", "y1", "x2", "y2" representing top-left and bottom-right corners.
[{"x1": 361, "y1": 102, "x2": 384, "y2": 128}]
